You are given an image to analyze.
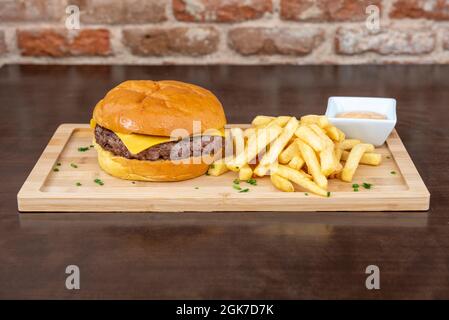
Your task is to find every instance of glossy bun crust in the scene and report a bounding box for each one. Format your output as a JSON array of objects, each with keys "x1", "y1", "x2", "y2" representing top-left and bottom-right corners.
[
  {"x1": 93, "y1": 80, "x2": 226, "y2": 136},
  {"x1": 94, "y1": 143, "x2": 211, "y2": 181}
]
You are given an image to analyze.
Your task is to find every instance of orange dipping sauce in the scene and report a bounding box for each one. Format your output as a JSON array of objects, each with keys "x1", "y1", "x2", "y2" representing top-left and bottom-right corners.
[{"x1": 335, "y1": 111, "x2": 387, "y2": 120}]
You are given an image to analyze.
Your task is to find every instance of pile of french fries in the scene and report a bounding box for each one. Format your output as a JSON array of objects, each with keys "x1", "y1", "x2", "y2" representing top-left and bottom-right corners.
[{"x1": 208, "y1": 115, "x2": 382, "y2": 196}]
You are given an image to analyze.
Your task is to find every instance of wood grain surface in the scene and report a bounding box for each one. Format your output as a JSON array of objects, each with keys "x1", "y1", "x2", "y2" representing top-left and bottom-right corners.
[
  {"x1": 1, "y1": 65, "x2": 448, "y2": 299},
  {"x1": 18, "y1": 124, "x2": 429, "y2": 212}
]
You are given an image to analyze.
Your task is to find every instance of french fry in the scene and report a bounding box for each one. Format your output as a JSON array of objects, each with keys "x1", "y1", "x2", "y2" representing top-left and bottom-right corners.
[
  {"x1": 252, "y1": 115, "x2": 274, "y2": 127},
  {"x1": 341, "y1": 151, "x2": 382, "y2": 166},
  {"x1": 298, "y1": 169, "x2": 312, "y2": 179},
  {"x1": 341, "y1": 143, "x2": 375, "y2": 182},
  {"x1": 270, "y1": 174, "x2": 295, "y2": 192},
  {"x1": 328, "y1": 161, "x2": 343, "y2": 179},
  {"x1": 270, "y1": 116, "x2": 291, "y2": 128},
  {"x1": 243, "y1": 127, "x2": 256, "y2": 139},
  {"x1": 327, "y1": 147, "x2": 343, "y2": 179},
  {"x1": 295, "y1": 126, "x2": 325, "y2": 152},
  {"x1": 327, "y1": 145, "x2": 344, "y2": 179},
  {"x1": 274, "y1": 165, "x2": 328, "y2": 197},
  {"x1": 227, "y1": 125, "x2": 282, "y2": 172},
  {"x1": 333, "y1": 147, "x2": 343, "y2": 173},
  {"x1": 324, "y1": 125, "x2": 340, "y2": 141},
  {"x1": 260, "y1": 116, "x2": 290, "y2": 129},
  {"x1": 207, "y1": 158, "x2": 230, "y2": 176},
  {"x1": 296, "y1": 140, "x2": 328, "y2": 190},
  {"x1": 231, "y1": 128, "x2": 245, "y2": 156},
  {"x1": 309, "y1": 123, "x2": 334, "y2": 148},
  {"x1": 300, "y1": 115, "x2": 329, "y2": 128},
  {"x1": 338, "y1": 139, "x2": 361, "y2": 150},
  {"x1": 239, "y1": 164, "x2": 253, "y2": 180},
  {"x1": 279, "y1": 139, "x2": 300, "y2": 164},
  {"x1": 319, "y1": 146, "x2": 336, "y2": 176},
  {"x1": 254, "y1": 117, "x2": 299, "y2": 176},
  {"x1": 334, "y1": 146, "x2": 343, "y2": 163},
  {"x1": 288, "y1": 155, "x2": 304, "y2": 171},
  {"x1": 336, "y1": 128, "x2": 346, "y2": 142}
]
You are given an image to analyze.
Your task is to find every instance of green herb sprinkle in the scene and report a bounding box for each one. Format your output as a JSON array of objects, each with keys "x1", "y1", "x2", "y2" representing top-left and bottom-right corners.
[
  {"x1": 246, "y1": 178, "x2": 257, "y2": 186},
  {"x1": 362, "y1": 182, "x2": 372, "y2": 189},
  {"x1": 94, "y1": 178, "x2": 104, "y2": 186}
]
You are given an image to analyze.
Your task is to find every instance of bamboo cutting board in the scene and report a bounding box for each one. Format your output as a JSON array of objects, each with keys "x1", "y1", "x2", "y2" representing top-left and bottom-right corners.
[{"x1": 17, "y1": 124, "x2": 429, "y2": 212}]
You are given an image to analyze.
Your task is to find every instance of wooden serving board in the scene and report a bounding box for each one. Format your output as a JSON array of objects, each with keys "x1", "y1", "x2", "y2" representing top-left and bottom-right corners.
[{"x1": 17, "y1": 124, "x2": 430, "y2": 212}]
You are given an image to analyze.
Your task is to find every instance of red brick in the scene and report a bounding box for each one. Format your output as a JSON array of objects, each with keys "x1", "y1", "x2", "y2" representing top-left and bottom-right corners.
[
  {"x1": 335, "y1": 27, "x2": 436, "y2": 55},
  {"x1": 390, "y1": 0, "x2": 449, "y2": 20},
  {"x1": 17, "y1": 28, "x2": 111, "y2": 57},
  {"x1": 123, "y1": 27, "x2": 219, "y2": 56},
  {"x1": 69, "y1": 29, "x2": 110, "y2": 56},
  {"x1": 17, "y1": 29, "x2": 66, "y2": 57},
  {"x1": 173, "y1": 0, "x2": 272, "y2": 22},
  {"x1": 0, "y1": 0, "x2": 64, "y2": 22},
  {"x1": 0, "y1": 31, "x2": 6, "y2": 55},
  {"x1": 444, "y1": 29, "x2": 449, "y2": 50},
  {"x1": 281, "y1": 0, "x2": 381, "y2": 21},
  {"x1": 228, "y1": 27, "x2": 324, "y2": 56},
  {"x1": 71, "y1": 0, "x2": 167, "y2": 24}
]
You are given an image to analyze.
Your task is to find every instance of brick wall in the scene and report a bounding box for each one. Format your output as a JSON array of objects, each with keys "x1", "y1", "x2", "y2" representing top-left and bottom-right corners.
[{"x1": 0, "y1": 0, "x2": 448, "y2": 65}]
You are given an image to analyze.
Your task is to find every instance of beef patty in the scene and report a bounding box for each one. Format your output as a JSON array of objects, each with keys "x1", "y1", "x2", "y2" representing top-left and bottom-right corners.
[{"x1": 94, "y1": 125, "x2": 224, "y2": 161}]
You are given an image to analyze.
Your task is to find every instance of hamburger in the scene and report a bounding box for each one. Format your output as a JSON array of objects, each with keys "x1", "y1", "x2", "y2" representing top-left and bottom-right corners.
[{"x1": 91, "y1": 80, "x2": 226, "y2": 181}]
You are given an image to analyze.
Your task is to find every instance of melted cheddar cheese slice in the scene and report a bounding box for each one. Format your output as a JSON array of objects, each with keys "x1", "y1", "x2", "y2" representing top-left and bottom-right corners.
[
  {"x1": 115, "y1": 132, "x2": 173, "y2": 154},
  {"x1": 91, "y1": 119, "x2": 224, "y2": 155}
]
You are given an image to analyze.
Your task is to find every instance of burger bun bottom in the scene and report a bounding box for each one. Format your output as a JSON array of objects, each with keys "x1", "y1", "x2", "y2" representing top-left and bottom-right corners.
[{"x1": 94, "y1": 142, "x2": 214, "y2": 182}]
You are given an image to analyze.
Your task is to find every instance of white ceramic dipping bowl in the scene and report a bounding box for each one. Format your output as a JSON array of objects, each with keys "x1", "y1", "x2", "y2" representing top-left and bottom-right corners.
[{"x1": 325, "y1": 97, "x2": 397, "y2": 146}]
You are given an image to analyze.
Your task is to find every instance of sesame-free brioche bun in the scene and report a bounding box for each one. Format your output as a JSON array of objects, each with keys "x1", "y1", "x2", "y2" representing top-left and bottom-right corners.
[
  {"x1": 93, "y1": 80, "x2": 226, "y2": 136},
  {"x1": 94, "y1": 142, "x2": 214, "y2": 182}
]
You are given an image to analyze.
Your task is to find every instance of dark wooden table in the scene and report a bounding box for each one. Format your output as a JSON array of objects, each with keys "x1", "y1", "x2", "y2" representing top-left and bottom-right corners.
[{"x1": 0, "y1": 65, "x2": 448, "y2": 299}]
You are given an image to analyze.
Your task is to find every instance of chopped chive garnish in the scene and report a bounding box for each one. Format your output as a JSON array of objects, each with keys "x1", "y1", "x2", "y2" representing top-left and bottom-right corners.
[
  {"x1": 233, "y1": 185, "x2": 242, "y2": 191},
  {"x1": 210, "y1": 164, "x2": 215, "y2": 169},
  {"x1": 94, "y1": 178, "x2": 104, "y2": 186},
  {"x1": 362, "y1": 182, "x2": 372, "y2": 189},
  {"x1": 246, "y1": 178, "x2": 257, "y2": 185},
  {"x1": 76, "y1": 182, "x2": 82, "y2": 186},
  {"x1": 354, "y1": 188, "x2": 359, "y2": 192},
  {"x1": 304, "y1": 193, "x2": 309, "y2": 196},
  {"x1": 352, "y1": 183, "x2": 359, "y2": 189},
  {"x1": 70, "y1": 163, "x2": 78, "y2": 168},
  {"x1": 239, "y1": 188, "x2": 249, "y2": 193},
  {"x1": 90, "y1": 145, "x2": 94, "y2": 148},
  {"x1": 56, "y1": 162, "x2": 61, "y2": 166},
  {"x1": 78, "y1": 146, "x2": 89, "y2": 152},
  {"x1": 327, "y1": 192, "x2": 331, "y2": 197},
  {"x1": 53, "y1": 168, "x2": 59, "y2": 172},
  {"x1": 233, "y1": 179, "x2": 240, "y2": 185},
  {"x1": 391, "y1": 171, "x2": 396, "y2": 175}
]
